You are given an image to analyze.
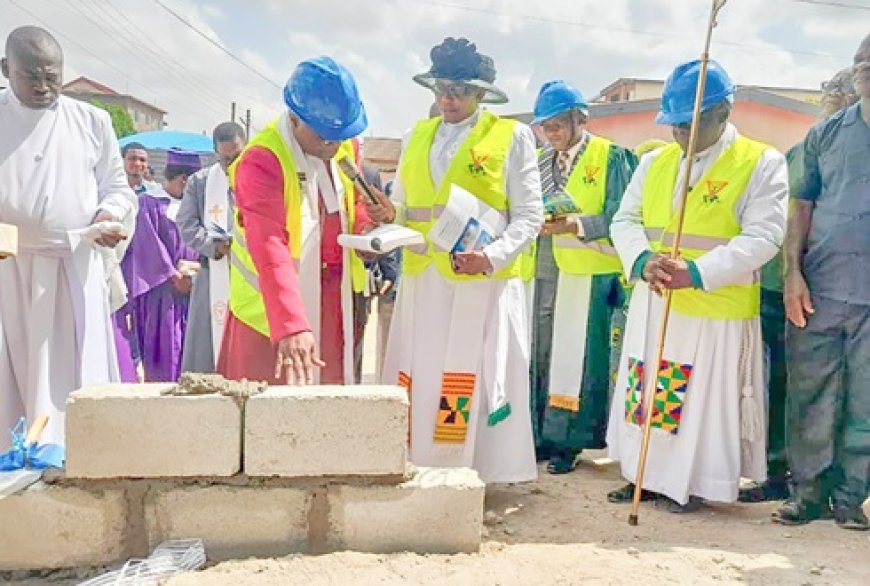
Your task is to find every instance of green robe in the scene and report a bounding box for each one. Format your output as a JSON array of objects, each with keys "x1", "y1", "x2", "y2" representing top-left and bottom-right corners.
[{"x1": 530, "y1": 142, "x2": 638, "y2": 452}]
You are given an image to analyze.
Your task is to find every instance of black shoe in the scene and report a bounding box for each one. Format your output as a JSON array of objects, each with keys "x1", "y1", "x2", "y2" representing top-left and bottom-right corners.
[
  {"x1": 607, "y1": 483, "x2": 656, "y2": 504},
  {"x1": 546, "y1": 450, "x2": 578, "y2": 474},
  {"x1": 833, "y1": 505, "x2": 869, "y2": 531},
  {"x1": 772, "y1": 499, "x2": 829, "y2": 526},
  {"x1": 738, "y1": 478, "x2": 790, "y2": 503},
  {"x1": 657, "y1": 495, "x2": 704, "y2": 514}
]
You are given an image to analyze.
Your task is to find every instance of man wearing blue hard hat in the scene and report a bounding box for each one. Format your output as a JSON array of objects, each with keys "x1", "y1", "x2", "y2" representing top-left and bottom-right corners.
[
  {"x1": 527, "y1": 80, "x2": 637, "y2": 474},
  {"x1": 375, "y1": 37, "x2": 544, "y2": 484},
  {"x1": 605, "y1": 59, "x2": 788, "y2": 513},
  {"x1": 217, "y1": 56, "x2": 375, "y2": 386}
]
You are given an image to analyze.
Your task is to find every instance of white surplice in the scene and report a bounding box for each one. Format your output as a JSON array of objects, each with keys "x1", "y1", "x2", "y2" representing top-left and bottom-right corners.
[
  {"x1": 0, "y1": 91, "x2": 137, "y2": 449},
  {"x1": 383, "y1": 110, "x2": 544, "y2": 483},
  {"x1": 606, "y1": 124, "x2": 788, "y2": 504}
]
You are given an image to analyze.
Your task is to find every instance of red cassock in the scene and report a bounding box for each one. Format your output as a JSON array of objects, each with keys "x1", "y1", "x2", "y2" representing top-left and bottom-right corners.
[{"x1": 217, "y1": 143, "x2": 372, "y2": 384}]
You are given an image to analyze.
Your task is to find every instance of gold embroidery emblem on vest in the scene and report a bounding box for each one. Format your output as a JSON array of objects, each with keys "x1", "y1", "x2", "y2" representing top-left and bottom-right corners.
[
  {"x1": 467, "y1": 148, "x2": 489, "y2": 177},
  {"x1": 582, "y1": 164, "x2": 601, "y2": 185},
  {"x1": 702, "y1": 180, "x2": 728, "y2": 204}
]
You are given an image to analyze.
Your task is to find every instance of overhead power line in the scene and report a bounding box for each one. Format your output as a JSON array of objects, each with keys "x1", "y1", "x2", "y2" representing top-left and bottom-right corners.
[
  {"x1": 789, "y1": 0, "x2": 870, "y2": 10},
  {"x1": 400, "y1": 0, "x2": 841, "y2": 59},
  {"x1": 150, "y1": 0, "x2": 282, "y2": 89}
]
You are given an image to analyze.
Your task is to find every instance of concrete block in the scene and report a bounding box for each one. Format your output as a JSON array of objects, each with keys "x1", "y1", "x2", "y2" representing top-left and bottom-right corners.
[
  {"x1": 0, "y1": 484, "x2": 127, "y2": 570},
  {"x1": 327, "y1": 467, "x2": 484, "y2": 554},
  {"x1": 245, "y1": 385, "x2": 408, "y2": 477},
  {"x1": 145, "y1": 486, "x2": 309, "y2": 561},
  {"x1": 66, "y1": 384, "x2": 242, "y2": 478}
]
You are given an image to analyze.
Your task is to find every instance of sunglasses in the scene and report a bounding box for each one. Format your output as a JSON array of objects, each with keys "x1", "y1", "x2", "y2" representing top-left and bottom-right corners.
[
  {"x1": 821, "y1": 79, "x2": 854, "y2": 95},
  {"x1": 432, "y1": 81, "x2": 475, "y2": 99}
]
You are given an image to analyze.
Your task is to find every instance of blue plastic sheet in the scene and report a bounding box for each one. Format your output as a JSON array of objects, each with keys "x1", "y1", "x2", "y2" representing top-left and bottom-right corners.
[{"x1": 0, "y1": 417, "x2": 65, "y2": 471}]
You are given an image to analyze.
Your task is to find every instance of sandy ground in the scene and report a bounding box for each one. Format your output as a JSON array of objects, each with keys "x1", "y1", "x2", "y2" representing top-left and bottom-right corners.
[
  {"x1": 163, "y1": 456, "x2": 870, "y2": 586},
  {"x1": 8, "y1": 305, "x2": 869, "y2": 585}
]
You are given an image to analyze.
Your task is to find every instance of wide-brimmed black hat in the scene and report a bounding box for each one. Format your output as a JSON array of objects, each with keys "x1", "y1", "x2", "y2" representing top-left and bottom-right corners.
[{"x1": 412, "y1": 37, "x2": 508, "y2": 104}]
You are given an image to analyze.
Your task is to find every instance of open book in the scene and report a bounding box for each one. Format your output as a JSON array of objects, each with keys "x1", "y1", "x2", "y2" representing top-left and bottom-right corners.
[
  {"x1": 338, "y1": 223, "x2": 424, "y2": 254},
  {"x1": 542, "y1": 189, "x2": 580, "y2": 219},
  {"x1": 429, "y1": 184, "x2": 506, "y2": 254}
]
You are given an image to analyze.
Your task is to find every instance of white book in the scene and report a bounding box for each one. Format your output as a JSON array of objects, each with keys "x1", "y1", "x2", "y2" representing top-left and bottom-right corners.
[
  {"x1": 428, "y1": 184, "x2": 506, "y2": 253},
  {"x1": 0, "y1": 222, "x2": 18, "y2": 257},
  {"x1": 338, "y1": 223, "x2": 425, "y2": 254}
]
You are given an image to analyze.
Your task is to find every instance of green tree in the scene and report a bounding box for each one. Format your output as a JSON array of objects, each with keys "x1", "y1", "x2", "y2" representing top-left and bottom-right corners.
[{"x1": 91, "y1": 99, "x2": 136, "y2": 138}]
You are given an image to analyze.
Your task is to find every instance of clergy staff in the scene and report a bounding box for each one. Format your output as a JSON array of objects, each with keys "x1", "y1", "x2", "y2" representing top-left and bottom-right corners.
[
  {"x1": 120, "y1": 149, "x2": 201, "y2": 382},
  {"x1": 528, "y1": 81, "x2": 638, "y2": 474},
  {"x1": 177, "y1": 122, "x2": 247, "y2": 374},
  {"x1": 377, "y1": 37, "x2": 544, "y2": 483},
  {"x1": 217, "y1": 57, "x2": 374, "y2": 385},
  {"x1": 0, "y1": 26, "x2": 137, "y2": 449},
  {"x1": 606, "y1": 60, "x2": 788, "y2": 512}
]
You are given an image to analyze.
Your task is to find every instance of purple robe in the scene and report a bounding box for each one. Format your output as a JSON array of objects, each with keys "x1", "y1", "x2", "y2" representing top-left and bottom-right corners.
[
  {"x1": 113, "y1": 303, "x2": 139, "y2": 382},
  {"x1": 121, "y1": 194, "x2": 198, "y2": 382}
]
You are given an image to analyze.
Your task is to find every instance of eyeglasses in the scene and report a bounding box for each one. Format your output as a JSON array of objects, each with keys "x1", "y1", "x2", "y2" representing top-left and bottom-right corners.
[
  {"x1": 432, "y1": 81, "x2": 475, "y2": 99},
  {"x1": 672, "y1": 108, "x2": 718, "y2": 131}
]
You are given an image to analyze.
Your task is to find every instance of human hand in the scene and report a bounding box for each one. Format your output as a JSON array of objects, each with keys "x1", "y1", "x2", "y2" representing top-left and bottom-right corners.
[
  {"x1": 364, "y1": 186, "x2": 395, "y2": 224},
  {"x1": 452, "y1": 251, "x2": 493, "y2": 275},
  {"x1": 784, "y1": 270, "x2": 814, "y2": 328},
  {"x1": 170, "y1": 272, "x2": 193, "y2": 295},
  {"x1": 215, "y1": 240, "x2": 232, "y2": 259},
  {"x1": 642, "y1": 254, "x2": 693, "y2": 294},
  {"x1": 379, "y1": 279, "x2": 394, "y2": 296},
  {"x1": 91, "y1": 211, "x2": 127, "y2": 248},
  {"x1": 540, "y1": 216, "x2": 579, "y2": 236},
  {"x1": 275, "y1": 330, "x2": 326, "y2": 385}
]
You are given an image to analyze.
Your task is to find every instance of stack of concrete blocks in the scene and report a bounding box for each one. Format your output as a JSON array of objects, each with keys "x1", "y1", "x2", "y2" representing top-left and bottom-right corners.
[{"x1": 0, "y1": 385, "x2": 484, "y2": 572}]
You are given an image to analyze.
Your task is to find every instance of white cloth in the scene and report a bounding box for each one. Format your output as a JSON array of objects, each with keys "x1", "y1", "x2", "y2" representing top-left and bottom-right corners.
[
  {"x1": 0, "y1": 91, "x2": 137, "y2": 449},
  {"x1": 384, "y1": 110, "x2": 543, "y2": 482},
  {"x1": 205, "y1": 163, "x2": 231, "y2": 363},
  {"x1": 605, "y1": 124, "x2": 787, "y2": 504},
  {"x1": 276, "y1": 112, "x2": 355, "y2": 383}
]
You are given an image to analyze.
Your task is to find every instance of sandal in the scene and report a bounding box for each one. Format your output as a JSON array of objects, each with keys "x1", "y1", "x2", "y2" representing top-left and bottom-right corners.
[
  {"x1": 607, "y1": 483, "x2": 656, "y2": 504},
  {"x1": 772, "y1": 499, "x2": 827, "y2": 526},
  {"x1": 833, "y1": 505, "x2": 869, "y2": 531},
  {"x1": 738, "y1": 479, "x2": 790, "y2": 503}
]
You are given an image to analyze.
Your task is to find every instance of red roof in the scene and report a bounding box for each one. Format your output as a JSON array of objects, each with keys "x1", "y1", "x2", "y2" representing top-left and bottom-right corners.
[{"x1": 62, "y1": 76, "x2": 119, "y2": 95}]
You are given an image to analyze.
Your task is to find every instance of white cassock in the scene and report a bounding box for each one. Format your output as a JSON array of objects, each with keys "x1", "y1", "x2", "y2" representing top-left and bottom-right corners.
[
  {"x1": 606, "y1": 124, "x2": 788, "y2": 505},
  {"x1": 0, "y1": 91, "x2": 137, "y2": 449},
  {"x1": 384, "y1": 110, "x2": 543, "y2": 483}
]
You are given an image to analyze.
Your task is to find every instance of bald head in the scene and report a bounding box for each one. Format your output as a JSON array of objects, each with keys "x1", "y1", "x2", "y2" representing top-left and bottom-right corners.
[
  {"x1": 854, "y1": 33, "x2": 870, "y2": 100},
  {"x1": 2, "y1": 26, "x2": 63, "y2": 109}
]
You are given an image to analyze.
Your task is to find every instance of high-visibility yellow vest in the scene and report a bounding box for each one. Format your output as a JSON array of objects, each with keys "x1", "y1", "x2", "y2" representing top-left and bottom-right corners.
[
  {"x1": 227, "y1": 118, "x2": 365, "y2": 338},
  {"x1": 399, "y1": 111, "x2": 521, "y2": 281},
  {"x1": 642, "y1": 135, "x2": 769, "y2": 319},
  {"x1": 551, "y1": 136, "x2": 622, "y2": 275}
]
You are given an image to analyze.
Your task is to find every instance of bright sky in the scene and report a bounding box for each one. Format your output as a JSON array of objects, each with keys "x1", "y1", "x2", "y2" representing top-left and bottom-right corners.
[{"x1": 1, "y1": 0, "x2": 867, "y2": 137}]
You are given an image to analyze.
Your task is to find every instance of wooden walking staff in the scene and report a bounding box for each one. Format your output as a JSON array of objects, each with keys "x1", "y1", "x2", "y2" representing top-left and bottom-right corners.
[{"x1": 628, "y1": 0, "x2": 729, "y2": 527}]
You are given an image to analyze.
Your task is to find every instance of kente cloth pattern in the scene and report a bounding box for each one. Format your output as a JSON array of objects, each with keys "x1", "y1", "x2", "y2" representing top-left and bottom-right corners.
[
  {"x1": 650, "y1": 359, "x2": 693, "y2": 435},
  {"x1": 434, "y1": 372, "x2": 475, "y2": 444},
  {"x1": 398, "y1": 371, "x2": 412, "y2": 446},
  {"x1": 624, "y1": 357, "x2": 645, "y2": 425}
]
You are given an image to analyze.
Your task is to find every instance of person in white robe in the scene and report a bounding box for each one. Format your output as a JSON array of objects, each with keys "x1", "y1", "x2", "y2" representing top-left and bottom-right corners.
[
  {"x1": 374, "y1": 38, "x2": 543, "y2": 483},
  {"x1": 0, "y1": 26, "x2": 137, "y2": 449},
  {"x1": 177, "y1": 122, "x2": 246, "y2": 373},
  {"x1": 605, "y1": 59, "x2": 788, "y2": 512}
]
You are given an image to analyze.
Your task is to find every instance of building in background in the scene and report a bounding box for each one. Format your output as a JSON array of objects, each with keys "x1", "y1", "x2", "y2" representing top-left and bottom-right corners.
[
  {"x1": 62, "y1": 76, "x2": 166, "y2": 132},
  {"x1": 361, "y1": 137, "x2": 402, "y2": 183},
  {"x1": 509, "y1": 78, "x2": 823, "y2": 153}
]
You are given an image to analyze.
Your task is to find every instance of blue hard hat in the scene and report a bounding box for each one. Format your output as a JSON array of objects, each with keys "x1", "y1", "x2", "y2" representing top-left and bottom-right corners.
[
  {"x1": 656, "y1": 59, "x2": 735, "y2": 125},
  {"x1": 532, "y1": 80, "x2": 589, "y2": 125},
  {"x1": 284, "y1": 56, "x2": 368, "y2": 141}
]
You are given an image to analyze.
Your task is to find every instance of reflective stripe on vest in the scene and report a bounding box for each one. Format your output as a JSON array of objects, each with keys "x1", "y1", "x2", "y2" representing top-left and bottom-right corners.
[
  {"x1": 226, "y1": 119, "x2": 364, "y2": 338},
  {"x1": 399, "y1": 111, "x2": 520, "y2": 281},
  {"x1": 551, "y1": 135, "x2": 623, "y2": 276},
  {"x1": 642, "y1": 135, "x2": 770, "y2": 319}
]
